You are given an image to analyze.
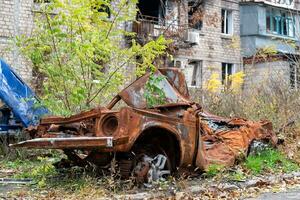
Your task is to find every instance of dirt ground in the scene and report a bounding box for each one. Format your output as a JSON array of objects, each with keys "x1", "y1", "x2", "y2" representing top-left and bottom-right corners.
[
  {"x1": 245, "y1": 186, "x2": 300, "y2": 200},
  {"x1": 1, "y1": 169, "x2": 300, "y2": 199}
]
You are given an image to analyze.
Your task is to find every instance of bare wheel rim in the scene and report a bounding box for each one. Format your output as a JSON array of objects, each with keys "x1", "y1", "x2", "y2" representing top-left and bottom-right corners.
[{"x1": 132, "y1": 145, "x2": 172, "y2": 184}]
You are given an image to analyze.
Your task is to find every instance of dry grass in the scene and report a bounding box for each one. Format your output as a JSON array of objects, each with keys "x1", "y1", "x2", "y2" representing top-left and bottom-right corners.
[{"x1": 191, "y1": 76, "x2": 300, "y2": 163}]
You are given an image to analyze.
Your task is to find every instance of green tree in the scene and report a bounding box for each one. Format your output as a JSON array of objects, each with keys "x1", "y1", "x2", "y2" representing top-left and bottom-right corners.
[{"x1": 17, "y1": 0, "x2": 169, "y2": 115}]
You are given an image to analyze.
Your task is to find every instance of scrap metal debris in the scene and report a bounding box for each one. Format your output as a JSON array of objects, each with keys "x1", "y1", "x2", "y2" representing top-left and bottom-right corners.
[
  {"x1": 0, "y1": 178, "x2": 33, "y2": 185},
  {"x1": 11, "y1": 68, "x2": 278, "y2": 183}
]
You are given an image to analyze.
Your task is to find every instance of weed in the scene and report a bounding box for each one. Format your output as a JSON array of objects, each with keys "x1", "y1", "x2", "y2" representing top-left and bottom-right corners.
[
  {"x1": 30, "y1": 157, "x2": 57, "y2": 187},
  {"x1": 0, "y1": 153, "x2": 61, "y2": 188},
  {"x1": 245, "y1": 148, "x2": 299, "y2": 174},
  {"x1": 228, "y1": 170, "x2": 246, "y2": 181},
  {"x1": 204, "y1": 164, "x2": 225, "y2": 177}
]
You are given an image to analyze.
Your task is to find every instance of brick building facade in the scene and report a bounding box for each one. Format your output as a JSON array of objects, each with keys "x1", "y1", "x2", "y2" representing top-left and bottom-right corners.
[
  {"x1": 0, "y1": 0, "x2": 244, "y2": 90},
  {"x1": 134, "y1": 0, "x2": 242, "y2": 89},
  {"x1": 0, "y1": 0, "x2": 34, "y2": 85},
  {"x1": 2, "y1": 0, "x2": 298, "y2": 91},
  {"x1": 176, "y1": 0, "x2": 242, "y2": 88}
]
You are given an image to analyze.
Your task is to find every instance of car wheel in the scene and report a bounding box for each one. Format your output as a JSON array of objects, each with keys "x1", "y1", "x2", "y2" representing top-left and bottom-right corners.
[{"x1": 131, "y1": 145, "x2": 172, "y2": 185}]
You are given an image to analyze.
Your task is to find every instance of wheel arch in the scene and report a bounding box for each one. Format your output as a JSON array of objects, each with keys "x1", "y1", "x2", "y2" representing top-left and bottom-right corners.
[{"x1": 131, "y1": 125, "x2": 182, "y2": 169}]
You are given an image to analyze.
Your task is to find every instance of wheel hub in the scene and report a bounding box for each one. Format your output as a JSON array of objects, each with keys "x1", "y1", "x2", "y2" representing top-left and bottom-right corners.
[{"x1": 133, "y1": 154, "x2": 171, "y2": 185}]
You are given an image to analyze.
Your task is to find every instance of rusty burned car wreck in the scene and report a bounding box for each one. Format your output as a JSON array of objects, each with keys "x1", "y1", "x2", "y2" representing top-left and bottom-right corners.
[{"x1": 12, "y1": 68, "x2": 278, "y2": 183}]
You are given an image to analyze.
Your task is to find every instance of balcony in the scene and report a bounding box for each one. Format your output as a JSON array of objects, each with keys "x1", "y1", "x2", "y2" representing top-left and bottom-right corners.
[{"x1": 132, "y1": 14, "x2": 197, "y2": 48}]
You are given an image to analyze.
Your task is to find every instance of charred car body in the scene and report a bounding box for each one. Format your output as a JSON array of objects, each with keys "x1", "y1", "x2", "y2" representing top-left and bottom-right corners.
[{"x1": 11, "y1": 68, "x2": 278, "y2": 183}]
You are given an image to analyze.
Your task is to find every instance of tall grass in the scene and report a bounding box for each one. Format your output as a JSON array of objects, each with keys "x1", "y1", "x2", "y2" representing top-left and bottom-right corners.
[
  {"x1": 191, "y1": 74, "x2": 300, "y2": 163},
  {"x1": 192, "y1": 77, "x2": 300, "y2": 130}
]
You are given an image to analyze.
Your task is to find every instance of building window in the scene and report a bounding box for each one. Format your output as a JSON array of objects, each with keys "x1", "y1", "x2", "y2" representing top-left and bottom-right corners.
[
  {"x1": 188, "y1": 7, "x2": 203, "y2": 30},
  {"x1": 185, "y1": 61, "x2": 202, "y2": 87},
  {"x1": 222, "y1": 63, "x2": 233, "y2": 85},
  {"x1": 170, "y1": 59, "x2": 183, "y2": 68},
  {"x1": 221, "y1": 9, "x2": 233, "y2": 34},
  {"x1": 175, "y1": 60, "x2": 182, "y2": 68},
  {"x1": 266, "y1": 9, "x2": 294, "y2": 37},
  {"x1": 137, "y1": 0, "x2": 166, "y2": 25},
  {"x1": 90, "y1": 0, "x2": 111, "y2": 18},
  {"x1": 290, "y1": 63, "x2": 300, "y2": 89}
]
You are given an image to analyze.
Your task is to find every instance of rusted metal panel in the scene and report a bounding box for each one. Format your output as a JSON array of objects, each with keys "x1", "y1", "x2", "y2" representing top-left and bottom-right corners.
[
  {"x1": 196, "y1": 113, "x2": 277, "y2": 169},
  {"x1": 10, "y1": 136, "x2": 128, "y2": 149},
  {"x1": 40, "y1": 108, "x2": 110, "y2": 125},
  {"x1": 159, "y1": 68, "x2": 190, "y2": 100},
  {"x1": 118, "y1": 70, "x2": 190, "y2": 109}
]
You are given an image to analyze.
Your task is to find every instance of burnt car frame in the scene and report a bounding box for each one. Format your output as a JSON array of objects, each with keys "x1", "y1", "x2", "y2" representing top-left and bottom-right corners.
[{"x1": 12, "y1": 68, "x2": 277, "y2": 183}]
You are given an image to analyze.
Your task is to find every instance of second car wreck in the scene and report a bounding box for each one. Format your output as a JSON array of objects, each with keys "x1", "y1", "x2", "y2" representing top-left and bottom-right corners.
[{"x1": 12, "y1": 68, "x2": 278, "y2": 183}]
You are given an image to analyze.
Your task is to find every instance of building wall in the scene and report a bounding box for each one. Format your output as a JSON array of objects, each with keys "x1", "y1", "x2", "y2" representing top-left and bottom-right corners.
[
  {"x1": 0, "y1": 0, "x2": 243, "y2": 90},
  {"x1": 4, "y1": 0, "x2": 295, "y2": 92},
  {"x1": 240, "y1": 3, "x2": 300, "y2": 57},
  {"x1": 244, "y1": 60, "x2": 290, "y2": 89},
  {"x1": 175, "y1": 0, "x2": 242, "y2": 88},
  {"x1": 0, "y1": 0, "x2": 34, "y2": 85},
  {"x1": 241, "y1": 0, "x2": 300, "y2": 10},
  {"x1": 240, "y1": 1, "x2": 300, "y2": 89}
]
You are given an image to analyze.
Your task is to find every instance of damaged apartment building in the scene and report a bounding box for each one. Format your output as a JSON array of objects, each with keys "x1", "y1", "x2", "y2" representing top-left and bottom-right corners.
[
  {"x1": 133, "y1": 0, "x2": 300, "y2": 90},
  {"x1": 1, "y1": 0, "x2": 300, "y2": 91},
  {"x1": 133, "y1": 0, "x2": 242, "y2": 89},
  {"x1": 0, "y1": 0, "x2": 242, "y2": 90},
  {"x1": 240, "y1": 0, "x2": 300, "y2": 89}
]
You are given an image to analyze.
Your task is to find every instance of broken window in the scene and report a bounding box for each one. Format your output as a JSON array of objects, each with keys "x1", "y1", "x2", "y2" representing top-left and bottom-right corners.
[
  {"x1": 188, "y1": 7, "x2": 203, "y2": 30},
  {"x1": 98, "y1": 4, "x2": 111, "y2": 18},
  {"x1": 290, "y1": 62, "x2": 300, "y2": 89},
  {"x1": 92, "y1": 0, "x2": 111, "y2": 18},
  {"x1": 175, "y1": 60, "x2": 182, "y2": 68},
  {"x1": 222, "y1": 63, "x2": 233, "y2": 85},
  {"x1": 137, "y1": 0, "x2": 166, "y2": 25},
  {"x1": 266, "y1": 8, "x2": 294, "y2": 37},
  {"x1": 165, "y1": 0, "x2": 179, "y2": 28},
  {"x1": 191, "y1": 61, "x2": 202, "y2": 86},
  {"x1": 184, "y1": 61, "x2": 202, "y2": 87},
  {"x1": 221, "y1": 9, "x2": 233, "y2": 35},
  {"x1": 168, "y1": 59, "x2": 184, "y2": 68}
]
